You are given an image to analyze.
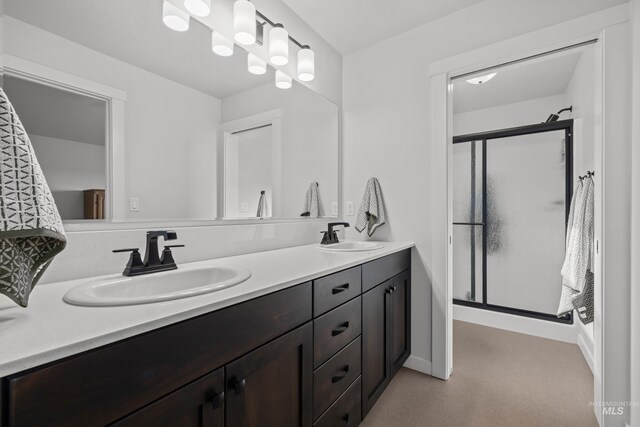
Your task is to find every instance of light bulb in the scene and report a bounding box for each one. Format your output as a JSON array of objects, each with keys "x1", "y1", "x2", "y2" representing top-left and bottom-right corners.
[
  {"x1": 163, "y1": 1, "x2": 190, "y2": 32},
  {"x1": 276, "y1": 70, "x2": 292, "y2": 89},
  {"x1": 297, "y1": 46, "x2": 315, "y2": 81},
  {"x1": 269, "y1": 24, "x2": 289, "y2": 66},
  {"x1": 184, "y1": 0, "x2": 211, "y2": 17},
  {"x1": 248, "y1": 53, "x2": 267, "y2": 75},
  {"x1": 212, "y1": 32, "x2": 234, "y2": 57},
  {"x1": 234, "y1": 0, "x2": 256, "y2": 45}
]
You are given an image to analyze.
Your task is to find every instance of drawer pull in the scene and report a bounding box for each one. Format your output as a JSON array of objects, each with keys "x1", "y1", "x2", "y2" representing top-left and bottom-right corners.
[
  {"x1": 331, "y1": 321, "x2": 350, "y2": 336},
  {"x1": 342, "y1": 414, "x2": 350, "y2": 426},
  {"x1": 210, "y1": 391, "x2": 225, "y2": 409},
  {"x1": 331, "y1": 365, "x2": 350, "y2": 383},
  {"x1": 231, "y1": 378, "x2": 246, "y2": 395},
  {"x1": 332, "y1": 283, "x2": 350, "y2": 294}
]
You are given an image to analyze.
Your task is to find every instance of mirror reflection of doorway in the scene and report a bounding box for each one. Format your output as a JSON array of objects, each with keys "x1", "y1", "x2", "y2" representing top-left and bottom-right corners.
[
  {"x1": 2, "y1": 75, "x2": 108, "y2": 221},
  {"x1": 223, "y1": 124, "x2": 273, "y2": 219}
]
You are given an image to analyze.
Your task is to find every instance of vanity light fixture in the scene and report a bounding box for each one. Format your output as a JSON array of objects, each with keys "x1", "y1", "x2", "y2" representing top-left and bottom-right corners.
[
  {"x1": 269, "y1": 24, "x2": 289, "y2": 66},
  {"x1": 466, "y1": 72, "x2": 497, "y2": 85},
  {"x1": 184, "y1": 0, "x2": 211, "y2": 17},
  {"x1": 212, "y1": 31, "x2": 234, "y2": 57},
  {"x1": 297, "y1": 46, "x2": 315, "y2": 81},
  {"x1": 248, "y1": 53, "x2": 267, "y2": 75},
  {"x1": 234, "y1": 0, "x2": 256, "y2": 45},
  {"x1": 275, "y1": 70, "x2": 292, "y2": 89},
  {"x1": 163, "y1": 1, "x2": 190, "y2": 32}
]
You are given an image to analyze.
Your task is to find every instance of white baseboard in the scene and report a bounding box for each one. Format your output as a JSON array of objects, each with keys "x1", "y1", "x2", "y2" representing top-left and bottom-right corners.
[
  {"x1": 578, "y1": 331, "x2": 595, "y2": 374},
  {"x1": 453, "y1": 304, "x2": 579, "y2": 343},
  {"x1": 403, "y1": 355, "x2": 432, "y2": 375}
]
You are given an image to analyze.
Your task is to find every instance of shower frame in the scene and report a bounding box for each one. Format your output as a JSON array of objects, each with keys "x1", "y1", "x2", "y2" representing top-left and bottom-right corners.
[{"x1": 452, "y1": 119, "x2": 574, "y2": 324}]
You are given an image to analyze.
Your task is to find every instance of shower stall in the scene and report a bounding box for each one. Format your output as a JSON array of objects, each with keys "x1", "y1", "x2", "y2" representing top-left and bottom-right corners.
[{"x1": 452, "y1": 120, "x2": 573, "y2": 323}]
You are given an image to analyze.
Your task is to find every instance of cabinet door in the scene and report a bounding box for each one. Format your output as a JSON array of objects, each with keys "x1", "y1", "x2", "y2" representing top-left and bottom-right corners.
[
  {"x1": 390, "y1": 270, "x2": 411, "y2": 375},
  {"x1": 225, "y1": 323, "x2": 313, "y2": 427},
  {"x1": 361, "y1": 280, "x2": 391, "y2": 417},
  {"x1": 112, "y1": 368, "x2": 224, "y2": 427}
]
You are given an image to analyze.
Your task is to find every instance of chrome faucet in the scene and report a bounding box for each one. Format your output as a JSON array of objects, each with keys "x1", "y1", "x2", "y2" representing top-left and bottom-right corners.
[
  {"x1": 113, "y1": 230, "x2": 184, "y2": 276},
  {"x1": 321, "y1": 222, "x2": 350, "y2": 245}
]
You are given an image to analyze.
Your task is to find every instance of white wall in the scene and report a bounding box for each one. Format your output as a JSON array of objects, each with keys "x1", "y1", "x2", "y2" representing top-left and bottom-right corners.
[
  {"x1": 4, "y1": 17, "x2": 221, "y2": 221},
  {"x1": 453, "y1": 94, "x2": 566, "y2": 135},
  {"x1": 630, "y1": 1, "x2": 640, "y2": 426},
  {"x1": 30, "y1": 135, "x2": 106, "y2": 220},
  {"x1": 222, "y1": 82, "x2": 339, "y2": 218},
  {"x1": 342, "y1": 0, "x2": 627, "y2": 374}
]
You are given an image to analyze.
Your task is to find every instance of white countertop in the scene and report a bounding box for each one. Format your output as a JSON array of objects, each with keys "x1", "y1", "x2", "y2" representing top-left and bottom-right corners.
[{"x1": 0, "y1": 241, "x2": 413, "y2": 377}]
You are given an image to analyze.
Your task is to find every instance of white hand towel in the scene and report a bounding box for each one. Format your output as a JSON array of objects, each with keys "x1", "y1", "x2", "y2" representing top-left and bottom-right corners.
[
  {"x1": 301, "y1": 182, "x2": 325, "y2": 218},
  {"x1": 256, "y1": 190, "x2": 269, "y2": 218},
  {"x1": 0, "y1": 87, "x2": 67, "y2": 307},
  {"x1": 558, "y1": 178, "x2": 594, "y2": 316},
  {"x1": 355, "y1": 178, "x2": 386, "y2": 237}
]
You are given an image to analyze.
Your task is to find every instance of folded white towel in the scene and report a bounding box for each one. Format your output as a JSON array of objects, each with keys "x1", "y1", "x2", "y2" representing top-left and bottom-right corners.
[
  {"x1": 355, "y1": 178, "x2": 386, "y2": 237},
  {"x1": 0, "y1": 87, "x2": 66, "y2": 307},
  {"x1": 301, "y1": 182, "x2": 325, "y2": 218}
]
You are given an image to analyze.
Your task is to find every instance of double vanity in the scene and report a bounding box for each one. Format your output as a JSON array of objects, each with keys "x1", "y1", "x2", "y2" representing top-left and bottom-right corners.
[{"x1": 0, "y1": 241, "x2": 413, "y2": 426}]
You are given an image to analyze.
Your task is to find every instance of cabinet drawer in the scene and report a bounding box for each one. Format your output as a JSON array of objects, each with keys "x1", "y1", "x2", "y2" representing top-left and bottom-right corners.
[
  {"x1": 313, "y1": 337, "x2": 361, "y2": 420},
  {"x1": 362, "y1": 250, "x2": 410, "y2": 292},
  {"x1": 4, "y1": 283, "x2": 312, "y2": 427},
  {"x1": 314, "y1": 297, "x2": 361, "y2": 368},
  {"x1": 314, "y1": 376, "x2": 362, "y2": 427},
  {"x1": 313, "y1": 266, "x2": 361, "y2": 317},
  {"x1": 112, "y1": 368, "x2": 224, "y2": 427}
]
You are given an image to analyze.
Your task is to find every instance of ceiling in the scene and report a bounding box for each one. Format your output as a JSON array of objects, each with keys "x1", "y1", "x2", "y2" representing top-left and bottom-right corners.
[
  {"x1": 3, "y1": 76, "x2": 107, "y2": 146},
  {"x1": 452, "y1": 50, "x2": 583, "y2": 114},
  {"x1": 4, "y1": 0, "x2": 272, "y2": 99},
  {"x1": 282, "y1": 0, "x2": 484, "y2": 54}
]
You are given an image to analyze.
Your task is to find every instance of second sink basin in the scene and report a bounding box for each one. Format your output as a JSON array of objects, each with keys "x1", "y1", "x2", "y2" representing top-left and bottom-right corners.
[
  {"x1": 63, "y1": 265, "x2": 252, "y2": 307},
  {"x1": 316, "y1": 241, "x2": 384, "y2": 252}
]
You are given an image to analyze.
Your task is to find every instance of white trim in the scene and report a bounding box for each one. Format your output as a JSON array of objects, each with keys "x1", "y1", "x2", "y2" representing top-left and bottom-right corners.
[
  {"x1": 2, "y1": 54, "x2": 127, "y2": 101},
  {"x1": 578, "y1": 329, "x2": 595, "y2": 375},
  {"x1": 403, "y1": 355, "x2": 432, "y2": 375},
  {"x1": 453, "y1": 305, "x2": 579, "y2": 344}
]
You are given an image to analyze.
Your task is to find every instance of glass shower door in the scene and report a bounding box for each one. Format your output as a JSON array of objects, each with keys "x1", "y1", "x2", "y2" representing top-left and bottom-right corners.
[{"x1": 452, "y1": 123, "x2": 572, "y2": 322}]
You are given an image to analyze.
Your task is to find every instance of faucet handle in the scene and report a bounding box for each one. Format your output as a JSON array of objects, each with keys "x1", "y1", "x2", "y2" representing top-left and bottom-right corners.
[
  {"x1": 113, "y1": 248, "x2": 144, "y2": 270},
  {"x1": 161, "y1": 244, "x2": 185, "y2": 265}
]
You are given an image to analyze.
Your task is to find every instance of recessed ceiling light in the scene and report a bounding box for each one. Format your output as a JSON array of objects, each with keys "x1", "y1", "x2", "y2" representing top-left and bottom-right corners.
[{"x1": 466, "y1": 73, "x2": 497, "y2": 85}]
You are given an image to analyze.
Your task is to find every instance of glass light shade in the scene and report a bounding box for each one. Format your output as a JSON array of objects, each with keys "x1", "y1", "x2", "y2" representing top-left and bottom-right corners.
[
  {"x1": 297, "y1": 47, "x2": 315, "y2": 81},
  {"x1": 163, "y1": 1, "x2": 190, "y2": 32},
  {"x1": 466, "y1": 73, "x2": 497, "y2": 85},
  {"x1": 234, "y1": 0, "x2": 256, "y2": 45},
  {"x1": 248, "y1": 53, "x2": 267, "y2": 75},
  {"x1": 269, "y1": 25, "x2": 289, "y2": 66},
  {"x1": 212, "y1": 32, "x2": 234, "y2": 57},
  {"x1": 275, "y1": 70, "x2": 292, "y2": 89},
  {"x1": 184, "y1": 0, "x2": 211, "y2": 16}
]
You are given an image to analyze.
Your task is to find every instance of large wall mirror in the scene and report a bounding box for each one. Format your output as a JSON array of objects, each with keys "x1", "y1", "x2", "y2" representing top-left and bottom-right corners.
[{"x1": 0, "y1": 0, "x2": 338, "y2": 227}]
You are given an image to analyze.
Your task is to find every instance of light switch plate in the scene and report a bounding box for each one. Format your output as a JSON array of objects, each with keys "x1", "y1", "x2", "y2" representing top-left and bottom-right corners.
[
  {"x1": 346, "y1": 201, "x2": 354, "y2": 216},
  {"x1": 240, "y1": 202, "x2": 249, "y2": 212},
  {"x1": 129, "y1": 197, "x2": 139, "y2": 212},
  {"x1": 331, "y1": 201, "x2": 338, "y2": 216}
]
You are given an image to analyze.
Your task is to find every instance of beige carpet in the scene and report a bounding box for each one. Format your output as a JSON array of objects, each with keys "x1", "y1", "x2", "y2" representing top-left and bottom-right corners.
[{"x1": 362, "y1": 320, "x2": 597, "y2": 427}]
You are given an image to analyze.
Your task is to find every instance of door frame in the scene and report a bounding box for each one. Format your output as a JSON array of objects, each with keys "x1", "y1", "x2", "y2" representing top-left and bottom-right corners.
[{"x1": 429, "y1": 5, "x2": 631, "y2": 426}]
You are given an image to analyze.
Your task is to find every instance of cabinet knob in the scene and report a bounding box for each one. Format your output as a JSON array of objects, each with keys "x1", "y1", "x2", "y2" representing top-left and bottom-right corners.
[
  {"x1": 230, "y1": 378, "x2": 246, "y2": 395},
  {"x1": 210, "y1": 391, "x2": 225, "y2": 409},
  {"x1": 331, "y1": 365, "x2": 350, "y2": 383},
  {"x1": 331, "y1": 321, "x2": 349, "y2": 336}
]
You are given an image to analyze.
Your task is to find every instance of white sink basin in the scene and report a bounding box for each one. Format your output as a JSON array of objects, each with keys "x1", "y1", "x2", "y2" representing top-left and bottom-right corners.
[
  {"x1": 63, "y1": 266, "x2": 252, "y2": 307},
  {"x1": 316, "y1": 241, "x2": 384, "y2": 252}
]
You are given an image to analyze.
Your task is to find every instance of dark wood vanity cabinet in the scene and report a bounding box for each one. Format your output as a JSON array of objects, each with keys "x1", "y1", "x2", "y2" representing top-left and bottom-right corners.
[
  {"x1": 0, "y1": 249, "x2": 412, "y2": 427},
  {"x1": 361, "y1": 255, "x2": 411, "y2": 417}
]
